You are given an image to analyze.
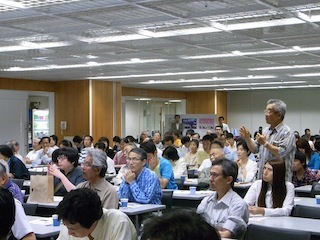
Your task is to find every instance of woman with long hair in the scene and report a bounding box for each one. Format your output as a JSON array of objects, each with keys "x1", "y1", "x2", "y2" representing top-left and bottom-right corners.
[
  {"x1": 244, "y1": 158, "x2": 294, "y2": 216},
  {"x1": 296, "y1": 138, "x2": 320, "y2": 170}
]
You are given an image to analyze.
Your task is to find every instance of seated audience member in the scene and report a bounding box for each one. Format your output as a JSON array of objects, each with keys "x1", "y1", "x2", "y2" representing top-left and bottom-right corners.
[
  {"x1": 184, "y1": 139, "x2": 199, "y2": 167},
  {"x1": 94, "y1": 141, "x2": 116, "y2": 174},
  {"x1": 297, "y1": 137, "x2": 320, "y2": 170},
  {"x1": 59, "y1": 139, "x2": 73, "y2": 148},
  {"x1": 113, "y1": 143, "x2": 137, "y2": 186},
  {"x1": 73, "y1": 135, "x2": 83, "y2": 153},
  {"x1": 181, "y1": 136, "x2": 190, "y2": 157},
  {"x1": 153, "y1": 131, "x2": 163, "y2": 150},
  {"x1": 292, "y1": 151, "x2": 319, "y2": 187},
  {"x1": 0, "y1": 189, "x2": 15, "y2": 240},
  {"x1": 50, "y1": 134, "x2": 59, "y2": 150},
  {"x1": 172, "y1": 130, "x2": 182, "y2": 148},
  {"x1": 113, "y1": 138, "x2": 128, "y2": 165},
  {"x1": 197, "y1": 134, "x2": 215, "y2": 167},
  {"x1": 244, "y1": 158, "x2": 294, "y2": 216},
  {"x1": 118, "y1": 148, "x2": 162, "y2": 204},
  {"x1": 162, "y1": 146, "x2": 187, "y2": 179},
  {"x1": 163, "y1": 135, "x2": 181, "y2": 157},
  {"x1": 140, "y1": 141, "x2": 177, "y2": 190},
  {"x1": 56, "y1": 188, "x2": 136, "y2": 240},
  {"x1": 7, "y1": 140, "x2": 23, "y2": 162},
  {"x1": 226, "y1": 133, "x2": 237, "y2": 152},
  {"x1": 48, "y1": 148, "x2": 85, "y2": 196},
  {"x1": 112, "y1": 135, "x2": 121, "y2": 153},
  {"x1": 198, "y1": 145, "x2": 225, "y2": 186},
  {"x1": 98, "y1": 136, "x2": 115, "y2": 159},
  {"x1": 1, "y1": 187, "x2": 37, "y2": 240},
  {"x1": 25, "y1": 138, "x2": 41, "y2": 164},
  {"x1": 140, "y1": 211, "x2": 221, "y2": 240},
  {"x1": 197, "y1": 158, "x2": 249, "y2": 239},
  {"x1": 236, "y1": 140, "x2": 257, "y2": 183},
  {"x1": 0, "y1": 163, "x2": 24, "y2": 202},
  {"x1": 49, "y1": 148, "x2": 118, "y2": 209},
  {"x1": 0, "y1": 144, "x2": 30, "y2": 179},
  {"x1": 79, "y1": 135, "x2": 94, "y2": 164},
  {"x1": 34, "y1": 136, "x2": 54, "y2": 165}
]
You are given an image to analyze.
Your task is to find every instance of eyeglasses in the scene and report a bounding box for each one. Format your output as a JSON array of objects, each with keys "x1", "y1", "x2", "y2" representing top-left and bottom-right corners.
[
  {"x1": 81, "y1": 162, "x2": 93, "y2": 168},
  {"x1": 127, "y1": 157, "x2": 141, "y2": 162},
  {"x1": 264, "y1": 109, "x2": 275, "y2": 114},
  {"x1": 57, "y1": 155, "x2": 67, "y2": 161},
  {"x1": 210, "y1": 172, "x2": 221, "y2": 178}
]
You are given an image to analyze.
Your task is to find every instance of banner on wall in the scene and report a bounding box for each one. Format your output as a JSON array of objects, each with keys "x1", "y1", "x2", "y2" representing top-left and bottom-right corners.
[{"x1": 165, "y1": 114, "x2": 216, "y2": 138}]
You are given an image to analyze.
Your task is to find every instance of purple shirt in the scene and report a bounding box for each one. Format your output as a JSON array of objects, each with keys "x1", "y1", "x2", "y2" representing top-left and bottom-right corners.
[
  {"x1": 5, "y1": 179, "x2": 24, "y2": 203},
  {"x1": 292, "y1": 168, "x2": 319, "y2": 187}
]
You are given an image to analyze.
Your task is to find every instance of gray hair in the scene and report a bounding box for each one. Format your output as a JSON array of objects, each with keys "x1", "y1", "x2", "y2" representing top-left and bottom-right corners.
[
  {"x1": 267, "y1": 99, "x2": 286, "y2": 120},
  {"x1": 86, "y1": 148, "x2": 107, "y2": 178}
]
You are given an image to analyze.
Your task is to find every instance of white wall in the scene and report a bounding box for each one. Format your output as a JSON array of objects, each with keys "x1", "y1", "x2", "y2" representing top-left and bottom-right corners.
[
  {"x1": 227, "y1": 89, "x2": 320, "y2": 136},
  {"x1": 0, "y1": 90, "x2": 28, "y2": 156}
]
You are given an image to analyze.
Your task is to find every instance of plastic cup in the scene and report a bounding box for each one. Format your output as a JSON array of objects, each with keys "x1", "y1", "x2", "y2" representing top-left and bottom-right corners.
[
  {"x1": 120, "y1": 198, "x2": 128, "y2": 208},
  {"x1": 180, "y1": 175, "x2": 186, "y2": 181},
  {"x1": 52, "y1": 214, "x2": 60, "y2": 226},
  {"x1": 189, "y1": 186, "x2": 196, "y2": 195},
  {"x1": 316, "y1": 195, "x2": 320, "y2": 204}
]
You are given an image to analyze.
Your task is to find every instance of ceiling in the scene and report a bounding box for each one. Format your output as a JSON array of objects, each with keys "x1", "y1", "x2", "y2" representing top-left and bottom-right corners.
[{"x1": 1, "y1": 0, "x2": 320, "y2": 91}]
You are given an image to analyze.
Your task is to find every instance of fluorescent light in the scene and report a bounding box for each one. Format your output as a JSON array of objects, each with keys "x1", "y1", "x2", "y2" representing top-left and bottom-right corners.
[
  {"x1": 90, "y1": 70, "x2": 229, "y2": 79},
  {"x1": 134, "y1": 98, "x2": 151, "y2": 101},
  {"x1": 0, "y1": 0, "x2": 25, "y2": 9},
  {"x1": 141, "y1": 75, "x2": 276, "y2": 84},
  {"x1": 79, "y1": 34, "x2": 150, "y2": 43},
  {"x1": 169, "y1": 100, "x2": 182, "y2": 103},
  {"x1": 0, "y1": 41, "x2": 71, "y2": 53},
  {"x1": 249, "y1": 64, "x2": 320, "y2": 71},
  {"x1": 4, "y1": 58, "x2": 167, "y2": 72},
  {"x1": 290, "y1": 73, "x2": 320, "y2": 77}
]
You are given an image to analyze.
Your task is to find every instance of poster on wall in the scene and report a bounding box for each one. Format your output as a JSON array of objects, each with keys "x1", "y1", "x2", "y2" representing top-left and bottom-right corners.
[
  {"x1": 165, "y1": 114, "x2": 216, "y2": 138},
  {"x1": 182, "y1": 118, "x2": 197, "y2": 129}
]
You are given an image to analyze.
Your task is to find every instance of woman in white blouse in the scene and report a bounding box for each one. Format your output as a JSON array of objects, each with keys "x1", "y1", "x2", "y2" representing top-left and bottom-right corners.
[
  {"x1": 244, "y1": 158, "x2": 294, "y2": 216},
  {"x1": 236, "y1": 139, "x2": 257, "y2": 183},
  {"x1": 183, "y1": 139, "x2": 199, "y2": 168}
]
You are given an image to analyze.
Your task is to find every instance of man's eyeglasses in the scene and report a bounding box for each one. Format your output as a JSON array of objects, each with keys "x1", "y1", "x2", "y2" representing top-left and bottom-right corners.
[
  {"x1": 57, "y1": 155, "x2": 67, "y2": 161},
  {"x1": 210, "y1": 172, "x2": 221, "y2": 178},
  {"x1": 81, "y1": 162, "x2": 93, "y2": 168},
  {"x1": 127, "y1": 157, "x2": 141, "y2": 162}
]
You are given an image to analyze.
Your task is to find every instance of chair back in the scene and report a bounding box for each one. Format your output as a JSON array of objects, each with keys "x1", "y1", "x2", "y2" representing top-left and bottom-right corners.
[
  {"x1": 291, "y1": 205, "x2": 320, "y2": 219},
  {"x1": 311, "y1": 182, "x2": 320, "y2": 198},
  {"x1": 174, "y1": 178, "x2": 185, "y2": 190},
  {"x1": 22, "y1": 203, "x2": 38, "y2": 215},
  {"x1": 245, "y1": 224, "x2": 310, "y2": 240},
  {"x1": 161, "y1": 190, "x2": 173, "y2": 210},
  {"x1": 11, "y1": 178, "x2": 24, "y2": 189}
]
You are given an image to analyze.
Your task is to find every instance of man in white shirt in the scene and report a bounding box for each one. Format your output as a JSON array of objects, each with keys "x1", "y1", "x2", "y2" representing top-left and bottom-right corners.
[
  {"x1": 218, "y1": 116, "x2": 230, "y2": 133},
  {"x1": 25, "y1": 138, "x2": 41, "y2": 164},
  {"x1": 34, "y1": 136, "x2": 54, "y2": 165}
]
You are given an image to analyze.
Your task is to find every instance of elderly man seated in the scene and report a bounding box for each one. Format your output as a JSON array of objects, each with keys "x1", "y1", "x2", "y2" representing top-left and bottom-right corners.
[
  {"x1": 197, "y1": 158, "x2": 249, "y2": 239},
  {"x1": 118, "y1": 148, "x2": 162, "y2": 204},
  {"x1": 198, "y1": 144, "x2": 225, "y2": 186}
]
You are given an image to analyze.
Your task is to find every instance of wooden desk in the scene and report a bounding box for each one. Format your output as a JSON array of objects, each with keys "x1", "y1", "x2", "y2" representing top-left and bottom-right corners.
[
  {"x1": 120, "y1": 203, "x2": 166, "y2": 230},
  {"x1": 27, "y1": 215, "x2": 60, "y2": 239}
]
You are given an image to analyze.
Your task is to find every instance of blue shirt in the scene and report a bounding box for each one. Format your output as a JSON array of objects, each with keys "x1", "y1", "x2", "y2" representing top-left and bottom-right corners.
[
  {"x1": 118, "y1": 167, "x2": 162, "y2": 204},
  {"x1": 159, "y1": 157, "x2": 178, "y2": 190},
  {"x1": 307, "y1": 152, "x2": 320, "y2": 170},
  {"x1": 5, "y1": 179, "x2": 24, "y2": 203}
]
